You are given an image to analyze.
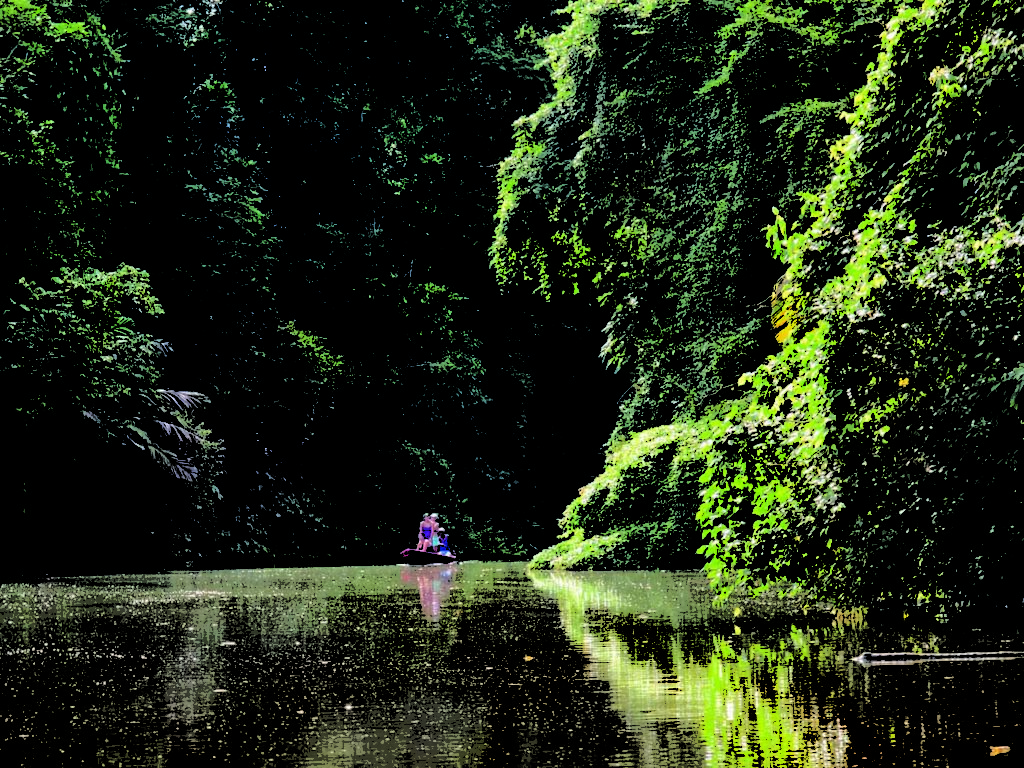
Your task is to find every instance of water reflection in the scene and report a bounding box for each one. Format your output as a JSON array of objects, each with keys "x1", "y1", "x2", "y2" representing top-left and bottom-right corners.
[
  {"x1": 529, "y1": 570, "x2": 851, "y2": 767},
  {"x1": 401, "y1": 564, "x2": 458, "y2": 622},
  {"x1": 0, "y1": 564, "x2": 641, "y2": 766},
  {"x1": 529, "y1": 570, "x2": 1024, "y2": 768},
  {"x1": 2, "y1": 565, "x2": 1023, "y2": 766}
]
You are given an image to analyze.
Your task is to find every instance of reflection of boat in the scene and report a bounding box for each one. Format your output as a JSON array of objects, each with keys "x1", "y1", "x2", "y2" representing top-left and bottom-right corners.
[
  {"x1": 400, "y1": 558, "x2": 457, "y2": 621},
  {"x1": 399, "y1": 548, "x2": 458, "y2": 565}
]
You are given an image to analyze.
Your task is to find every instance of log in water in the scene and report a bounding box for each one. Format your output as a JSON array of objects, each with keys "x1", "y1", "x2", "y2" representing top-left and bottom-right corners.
[{"x1": 853, "y1": 650, "x2": 1024, "y2": 665}]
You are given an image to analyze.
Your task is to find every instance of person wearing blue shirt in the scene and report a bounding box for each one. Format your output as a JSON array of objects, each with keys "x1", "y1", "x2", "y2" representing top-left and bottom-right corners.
[{"x1": 437, "y1": 529, "x2": 452, "y2": 556}]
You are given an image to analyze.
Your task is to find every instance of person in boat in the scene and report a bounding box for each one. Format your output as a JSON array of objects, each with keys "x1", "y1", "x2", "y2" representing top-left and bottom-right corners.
[
  {"x1": 429, "y1": 513, "x2": 441, "y2": 551},
  {"x1": 417, "y1": 514, "x2": 435, "y2": 552},
  {"x1": 437, "y1": 529, "x2": 451, "y2": 556}
]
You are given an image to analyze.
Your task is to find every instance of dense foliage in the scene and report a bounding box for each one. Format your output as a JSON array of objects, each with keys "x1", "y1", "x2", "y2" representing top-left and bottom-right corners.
[
  {"x1": 120, "y1": 0, "x2": 623, "y2": 565},
  {"x1": 496, "y1": 0, "x2": 883, "y2": 568},
  {"x1": 8, "y1": 0, "x2": 1022, "y2": 605},
  {"x1": 493, "y1": 0, "x2": 882, "y2": 429},
  {"x1": 2, "y1": 0, "x2": 622, "y2": 575},
  {"x1": 697, "y1": 0, "x2": 1024, "y2": 606},
  {"x1": 2, "y1": 0, "x2": 222, "y2": 571},
  {"x1": 520, "y1": 0, "x2": 1024, "y2": 607}
]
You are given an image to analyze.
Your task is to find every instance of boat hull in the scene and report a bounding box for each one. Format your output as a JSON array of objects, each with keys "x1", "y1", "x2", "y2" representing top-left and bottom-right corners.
[{"x1": 399, "y1": 548, "x2": 457, "y2": 565}]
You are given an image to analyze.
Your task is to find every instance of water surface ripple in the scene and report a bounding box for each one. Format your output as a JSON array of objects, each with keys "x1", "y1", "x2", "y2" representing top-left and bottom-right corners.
[{"x1": 0, "y1": 563, "x2": 1021, "y2": 766}]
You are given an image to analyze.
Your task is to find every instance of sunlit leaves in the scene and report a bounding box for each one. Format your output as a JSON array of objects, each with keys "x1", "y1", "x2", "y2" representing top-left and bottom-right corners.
[
  {"x1": 527, "y1": 0, "x2": 1024, "y2": 610},
  {"x1": 4, "y1": 264, "x2": 223, "y2": 489},
  {"x1": 696, "y1": 0, "x2": 1024, "y2": 606}
]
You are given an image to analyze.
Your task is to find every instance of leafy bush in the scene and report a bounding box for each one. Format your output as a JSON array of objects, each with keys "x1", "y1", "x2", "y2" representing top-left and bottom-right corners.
[
  {"x1": 1, "y1": 0, "x2": 222, "y2": 564},
  {"x1": 698, "y1": 0, "x2": 1024, "y2": 606},
  {"x1": 522, "y1": 0, "x2": 1024, "y2": 608}
]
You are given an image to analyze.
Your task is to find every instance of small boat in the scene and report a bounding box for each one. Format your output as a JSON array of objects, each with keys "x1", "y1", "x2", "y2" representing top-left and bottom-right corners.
[{"x1": 399, "y1": 548, "x2": 457, "y2": 565}]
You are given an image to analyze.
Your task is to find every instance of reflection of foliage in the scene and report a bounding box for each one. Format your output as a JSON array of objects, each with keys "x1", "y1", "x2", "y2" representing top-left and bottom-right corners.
[{"x1": 530, "y1": 570, "x2": 849, "y2": 768}]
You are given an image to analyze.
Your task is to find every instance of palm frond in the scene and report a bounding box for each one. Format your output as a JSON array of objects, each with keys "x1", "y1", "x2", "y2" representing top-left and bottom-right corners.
[
  {"x1": 154, "y1": 419, "x2": 203, "y2": 444},
  {"x1": 168, "y1": 457, "x2": 199, "y2": 481},
  {"x1": 125, "y1": 422, "x2": 150, "y2": 450},
  {"x1": 155, "y1": 389, "x2": 209, "y2": 411},
  {"x1": 148, "y1": 338, "x2": 173, "y2": 357},
  {"x1": 143, "y1": 440, "x2": 199, "y2": 481}
]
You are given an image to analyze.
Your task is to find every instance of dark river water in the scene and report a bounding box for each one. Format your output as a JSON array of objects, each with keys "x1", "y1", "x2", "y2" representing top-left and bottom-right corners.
[{"x1": 1, "y1": 563, "x2": 1022, "y2": 766}]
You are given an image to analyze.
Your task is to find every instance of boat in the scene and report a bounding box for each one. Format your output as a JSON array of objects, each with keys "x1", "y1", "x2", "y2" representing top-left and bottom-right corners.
[{"x1": 399, "y1": 548, "x2": 458, "y2": 565}]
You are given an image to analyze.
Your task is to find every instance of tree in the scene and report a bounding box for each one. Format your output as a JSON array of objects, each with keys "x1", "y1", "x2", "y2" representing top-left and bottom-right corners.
[
  {"x1": 15, "y1": 0, "x2": 622, "y2": 566},
  {"x1": 496, "y1": 0, "x2": 882, "y2": 570},
  {"x1": 1, "y1": 0, "x2": 221, "y2": 575},
  {"x1": 4, "y1": 0, "x2": 627, "y2": 571},
  {"x1": 527, "y1": 0, "x2": 1024, "y2": 610},
  {"x1": 698, "y1": 0, "x2": 1024, "y2": 606}
]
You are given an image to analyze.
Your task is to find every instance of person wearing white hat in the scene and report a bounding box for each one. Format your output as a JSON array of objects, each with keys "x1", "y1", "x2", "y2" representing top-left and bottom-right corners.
[{"x1": 429, "y1": 513, "x2": 441, "y2": 551}]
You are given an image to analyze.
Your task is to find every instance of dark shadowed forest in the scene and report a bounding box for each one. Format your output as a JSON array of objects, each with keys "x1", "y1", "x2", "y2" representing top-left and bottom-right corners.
[{"x1": 4, "y1": 0, "x2": 1023, "y2": 609}]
